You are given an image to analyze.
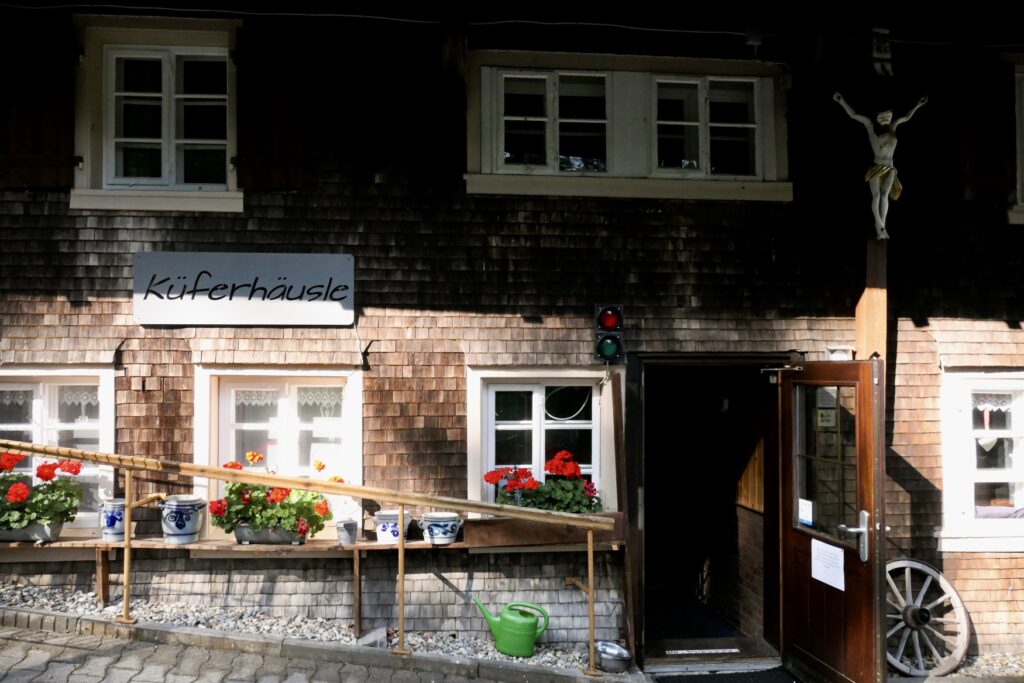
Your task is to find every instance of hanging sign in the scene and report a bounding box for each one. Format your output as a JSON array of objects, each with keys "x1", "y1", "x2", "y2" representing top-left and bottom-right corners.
[
  {"x1": 811, "y1": 538, "x2": 845, "y2": 591},
  {"x1": 133, "y1": 252, "x2": 355, "y2": 326}
]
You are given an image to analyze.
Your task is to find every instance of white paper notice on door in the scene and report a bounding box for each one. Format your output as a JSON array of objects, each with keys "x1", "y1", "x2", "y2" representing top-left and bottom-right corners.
[{"x1": 811, "y1": 538, "x2": 845, "y2": 591}]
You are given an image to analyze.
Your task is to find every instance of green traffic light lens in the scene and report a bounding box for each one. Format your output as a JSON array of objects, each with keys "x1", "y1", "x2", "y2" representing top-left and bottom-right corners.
[{"x1": 597, "y1": 335, "x2": 621, "y2": 360}]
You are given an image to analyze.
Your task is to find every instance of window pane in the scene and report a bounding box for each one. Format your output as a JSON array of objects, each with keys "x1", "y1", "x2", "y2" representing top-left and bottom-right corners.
[
  {"x1": 544, "y1": 429, "x2": 592, "y2": 465},
  {"x1": 297, "y1": 387, "x2": 344, "y2": 422},
  {"x1": 73, "y1": 474, "x2": 103, "y2": 513},
  {"x1": 974, "y1": 482, "x2": 1024, "y2": 518},
  {"x1": 179, "y1": 102, "x2": 226, "y2": 140},
  {"x1": 56, "y1": 386, "x2": 99, "y2": 423},
  {"x1": 234, "y1": 390, "x2": 277, "y2": 423},
  {"x1": 0, "y1": 390, "x2": 32, "y2": 423},
  {"x1": 838, "y1": 386, "x2": 857, "y2": 461},
  {"x1": 558, "y1": 122, "x2": 606, "y2": 172},
  {"x1": 495, "y1": 430, "x2": 531, "y2": 465},
  {"x1": 657, "y1": 124, "x2": 699, "y2": 170},
  {"x1": 558, "y1": 75, "x2": 604, "y2": 120},
  {"x1": 116, "y1": 143, "x2": 162, "y2": 178},
  {"x1": 55, "y1": 429, "x2": 99, "y2": 451},
  {"x1": 710, "y1": 126, "x2": 755, "y2": 176},
  {"x1": 545, "y1": 386, "x2": 591, "y2": 421},
  {"x1": 504, "y1": 121, "x2": 546, "y2": 165},
  {"x1": 234, "y1": 430, "x2": 271, "y2": 465},
  {"x1": 180, "y1": 146, "x2": 226, "y2": 184},
  {"x1": 977, "y1": 437, "x2": 1015, "y2": 469},
  {"x1": 796, "y1": 458, "x2": 859, "y2": 539},
  {"x1": 973, "y1": 393, "x2": 1012, "y2": 429},
  {"x1": 180, "y1": 58, "x2": 226, "y2": 95},
  {"x1": 495, "y1": 391, "x2": 531, "y2": 422},
  {"x1": 710, "y1": 81, "x2": 755, "y2": 124},
  {"x1": 657, "y1": 82, "x2": 699, "y2": 122},
  {"x1": 299, "y1": 429, "x2": 342, "y2": 470},
  {"x1": 117, "y1": 97, "x2": 162, "y2": 139},
  {"x1": 118, "y1": 58, "x2": 161, "y2": 93},
  {"x1": 504, "y1": 77, "x2": 546, "y2": 118}
]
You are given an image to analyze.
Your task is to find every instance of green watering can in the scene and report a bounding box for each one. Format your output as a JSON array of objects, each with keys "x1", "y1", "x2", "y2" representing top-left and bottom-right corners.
[{"x1": 473, "y1": 597, "x2": 549, "y2": 657}]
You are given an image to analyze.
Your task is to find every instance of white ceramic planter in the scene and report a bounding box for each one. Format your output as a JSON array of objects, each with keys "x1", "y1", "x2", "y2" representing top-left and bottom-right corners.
[
  {"x1": 336, "y1": 519, "x2": 359, "y2": 545},
  {"x1": 0, "y1": 522, "x2": 64, "y2": 543},
  {"x1": 100, "y1": 499, "x2": 126, "y2": 541},
  {"x1": 417, "y1": 511, "x2": 463, "y2": 545},
  {"x1": 157, "y1": 495, "x2": 206, "y2": 544},
  {"x1": 373, "y1": 510, "x2": 411, "y2": 544}
]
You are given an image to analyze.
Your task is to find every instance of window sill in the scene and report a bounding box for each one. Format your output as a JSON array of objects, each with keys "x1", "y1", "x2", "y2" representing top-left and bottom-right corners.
[
  {"x1": 1009, "y1": 206, "x2": 1024, "y2": 225},
  {"x1": 70, "y1": 189, "x2": 244, "y2": 213},
  {"x1": 464, "y1": 173, "x2": 793, "y2": 202},
  {"x1": 937, "y1": 532, "x2": 1024, "y2": 552}
]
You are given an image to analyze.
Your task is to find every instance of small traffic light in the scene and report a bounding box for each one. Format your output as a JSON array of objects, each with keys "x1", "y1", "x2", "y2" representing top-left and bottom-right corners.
[{"x1": 594, "y1": 305, "x2": 625, "y2": 363}]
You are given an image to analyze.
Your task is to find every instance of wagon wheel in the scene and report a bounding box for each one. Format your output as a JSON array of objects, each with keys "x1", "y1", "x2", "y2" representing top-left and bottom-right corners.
[{"x1": 885, "y1": 559, "x2": 970, "y2": 677}]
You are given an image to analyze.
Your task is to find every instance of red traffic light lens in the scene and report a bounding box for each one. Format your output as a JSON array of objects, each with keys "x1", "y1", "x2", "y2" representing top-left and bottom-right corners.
[{"x1": 597, "y1": 307, "x2": 622, "y2": 331}]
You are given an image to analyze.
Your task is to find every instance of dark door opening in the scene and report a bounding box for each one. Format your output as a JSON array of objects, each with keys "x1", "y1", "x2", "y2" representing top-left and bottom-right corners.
[{"x1": 643, "y1": 362, "x2": 780, "y2": 670}]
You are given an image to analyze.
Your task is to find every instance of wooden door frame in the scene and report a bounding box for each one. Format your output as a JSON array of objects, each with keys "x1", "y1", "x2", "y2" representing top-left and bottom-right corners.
[{"x1": 624, "y1": 352, "x2": 799, "y2": 666}]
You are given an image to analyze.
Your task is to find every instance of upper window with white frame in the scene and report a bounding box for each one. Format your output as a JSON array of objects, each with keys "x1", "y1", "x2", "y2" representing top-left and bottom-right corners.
[
  {"x1": 941, "y1": 373, "x2": 1024, "y2": 551},
  {"x1": 71, "y1": 17, "x2": 242, "y2": 212},
  {"x1": 0, "y1": 376, "x2": 115, "y2": 530},
  {"x1": 468, "y1": 51, "x2": 791, "y2": 201}
]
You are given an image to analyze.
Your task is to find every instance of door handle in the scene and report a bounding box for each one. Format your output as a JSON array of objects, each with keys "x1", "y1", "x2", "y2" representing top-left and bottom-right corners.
[{"x1": 837, "y1": 509, "x2": 870, "y2": 562}]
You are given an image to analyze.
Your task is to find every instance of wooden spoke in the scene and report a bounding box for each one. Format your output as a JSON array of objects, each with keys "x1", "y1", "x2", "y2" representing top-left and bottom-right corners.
[
  {"x1": 887, "y1": 621, "x2": 907, "y2": 638},
  {"x1": 895, "y1": 628, "x2": 911, "y2": 663},
  {"x1": 924, "y1": 624, "x2": 958, "y2": 648},
  {"x1": 886, "y1": 572, "x2": 906, "y2": 607},
  {"x1": 912, "y1": 632, "x2": 925, "y2": 672},
  {"x1": 914, "y1": 575, "x2": 933, "y2": 606},
  {"x1": 925, "y1": 593, "x2": 953, "y2": 611},
  {"x1": 921, "y1": 629, "x2": 943, "y2": 661}
]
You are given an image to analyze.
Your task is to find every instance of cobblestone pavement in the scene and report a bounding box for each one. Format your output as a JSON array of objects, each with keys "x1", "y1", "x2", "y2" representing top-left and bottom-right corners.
[{"x1": 0, "y1": 626, "x2": 541, "y2": 682}]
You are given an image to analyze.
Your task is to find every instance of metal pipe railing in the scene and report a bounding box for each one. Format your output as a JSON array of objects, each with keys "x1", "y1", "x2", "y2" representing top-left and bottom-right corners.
[{"x1": 0, "y1": 438, "x2": 615, "y2": 663}]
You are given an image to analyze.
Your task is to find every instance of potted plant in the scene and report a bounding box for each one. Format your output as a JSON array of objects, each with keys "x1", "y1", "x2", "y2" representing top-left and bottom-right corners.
[
  {"x1": 484, "y1": 450, "x2": 602, "y2": 514},
  {"x1": 209, "y1": 455, "x2": 333, "y2": 545},
  {"x1": 0, "y1": 452, "x2": 83, "y2": 542}
]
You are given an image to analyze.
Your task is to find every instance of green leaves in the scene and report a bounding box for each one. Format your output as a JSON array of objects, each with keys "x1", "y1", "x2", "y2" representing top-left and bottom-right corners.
[
  {"x1": 495, "y1": 476, "x2": 602, "y2": 514},
  {"x1": 0, "y1": 474, "x2": 83, "y2": 529},
  {"x1": 210, "y1": 481, "x2": 332, "y2": 538}
]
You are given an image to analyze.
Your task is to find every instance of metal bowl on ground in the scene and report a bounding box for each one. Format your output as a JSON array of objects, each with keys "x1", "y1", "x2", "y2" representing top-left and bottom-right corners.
[{"x1": 594, "y1": 641, "x2": 631, "y2": 673}]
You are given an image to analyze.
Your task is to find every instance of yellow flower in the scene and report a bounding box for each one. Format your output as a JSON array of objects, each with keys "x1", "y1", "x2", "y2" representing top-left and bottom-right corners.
[
  {"x1": 328, "y1": 475, "x2": 345, "y2": 483},
  {"x1": 313, "y1": 460, "x2": 326, "y2": 472},
  {"x1": 245, "y1": 450, "x2": 264, "y2": 465}
]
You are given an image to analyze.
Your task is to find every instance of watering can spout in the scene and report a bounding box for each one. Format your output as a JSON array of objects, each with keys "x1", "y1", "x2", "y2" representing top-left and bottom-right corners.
[{"x1": 472, "y1": 597, "x2": 500, "y2": 636}]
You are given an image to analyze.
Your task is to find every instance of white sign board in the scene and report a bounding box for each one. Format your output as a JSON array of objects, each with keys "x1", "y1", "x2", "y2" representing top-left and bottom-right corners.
[
  {"x1": 811, "y1": 538, "x2": 845, "y2": 591},
  {"x1": 133, "y1": 252, "x2": 354, "y2": 326},
  {"x1": 798, "y1": 498, "x2": 814, "y2": 526}
]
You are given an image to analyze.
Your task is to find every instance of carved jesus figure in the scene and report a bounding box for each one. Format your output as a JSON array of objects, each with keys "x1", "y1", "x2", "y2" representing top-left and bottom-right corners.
[{"x1": 833, "y1": 92, "x2": 927, "y2": 239}]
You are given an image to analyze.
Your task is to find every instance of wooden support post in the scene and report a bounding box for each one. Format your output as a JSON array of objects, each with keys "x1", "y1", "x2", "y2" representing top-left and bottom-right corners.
[
  {"x1": 115, "y1": 470, "x2": 137, "y2": 624},
  {"x1": 352, "y1": 547, "x2": 362, "y2": 638},
  {"x1": 585, "y1": 529, "x2": 599, "y2": 677},
  {"x1": 393, "y1": 503, "x2": 410, "y2": 656},
  {"x1": 856, "y1": 240, "x2": 888, "y2": 360},
  {"x1": 95, "y1": 547, "x2": 109, "y2": 606}
]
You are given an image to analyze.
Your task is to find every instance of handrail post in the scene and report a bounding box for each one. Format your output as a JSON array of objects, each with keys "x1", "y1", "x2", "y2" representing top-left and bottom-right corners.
[
  {"x1": 115, "y1": 469, "x2": 137, "y2": 624},
  {"x1": 585, "y1": 528, "x2": 599, "y2": 677},
  {"x1": 393, "y1": 503, "x2": 410, "y2": 655}
]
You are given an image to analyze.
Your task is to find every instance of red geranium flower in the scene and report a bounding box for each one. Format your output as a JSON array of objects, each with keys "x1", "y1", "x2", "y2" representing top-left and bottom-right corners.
[
  {"x1": 57, "y1": 460, "x2": 82, "y2": 475},
  {"x1": 223, "y1": 461, "x2": 243, "y2": 470},
  {"x1": 584, "y1": 481, "x2": 598, "y2": 497},
  {"x1": 36, "y1": 462, "x2": 59, "y2": 482},
  {"x1": 209, "y1": 499, "x2": 227, "y2": 517},
  {"x1": 267, "y1": 487, "x2": 291, "y2": 504},
  {"x1": 5, "y1": 482, "x2": 30, "y2": 504},
  {"x1": 483, "y1": 469, "x2": 504, "y2": 485},
  {"x1": 295, "y1": 517, "x2": 310, "y2": 537},
  {"x1": 522, "y1": 477, "x2": 540, "y2": 491},
  {"x1": 314, "y1": 499, "x2": 330, "y2": 517},
  {"x1": 0, "y1": 452, "x2": 26, "y2": 472},
  {"x1": 240, "y1": 488, "x2": 251, "y2": 505}
]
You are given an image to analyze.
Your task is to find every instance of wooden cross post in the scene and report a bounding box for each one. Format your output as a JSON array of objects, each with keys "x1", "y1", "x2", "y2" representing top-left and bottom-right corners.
[{"x1": 855, "y1": 240, "x2": 887, "y2": 361}]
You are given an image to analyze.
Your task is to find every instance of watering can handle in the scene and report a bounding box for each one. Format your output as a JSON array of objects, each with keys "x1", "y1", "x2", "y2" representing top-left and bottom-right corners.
[{"x1": 508, "y1": 602, "x2": 549, "y2": 638}]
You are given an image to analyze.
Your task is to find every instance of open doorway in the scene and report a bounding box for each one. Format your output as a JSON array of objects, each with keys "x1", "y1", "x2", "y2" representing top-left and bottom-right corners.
[{"x1": 642, "y1": 360, "x2": 781, "y2": 672}]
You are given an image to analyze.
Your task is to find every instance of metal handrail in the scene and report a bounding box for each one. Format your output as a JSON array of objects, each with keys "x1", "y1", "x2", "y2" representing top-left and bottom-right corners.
[{"x1": 0, "y1": 438, "x2": 612, "y2": 674}]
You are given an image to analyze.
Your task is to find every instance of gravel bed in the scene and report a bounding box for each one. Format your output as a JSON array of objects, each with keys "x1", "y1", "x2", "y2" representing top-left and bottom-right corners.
[
  {"x1": 948, "y1": 653, "x2": 1024, "y2": 678},
  {"x1": 0, "y1": 579, "x2": 591, "y2": 671}
]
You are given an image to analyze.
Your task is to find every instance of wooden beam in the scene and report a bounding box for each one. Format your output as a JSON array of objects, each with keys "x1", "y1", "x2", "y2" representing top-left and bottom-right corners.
[
  {"x1": 0, "y1": 440, "x2": 613, "y2": 532},
  {"x1": 856, "y1": 240, "x2": 888, "y2": 361},
  {"x1": 353, "y1": 549, "x2": 362, "y2": 638},
  {"x1": 95, "y1": 547, "x2": 109, "y2": 606}
]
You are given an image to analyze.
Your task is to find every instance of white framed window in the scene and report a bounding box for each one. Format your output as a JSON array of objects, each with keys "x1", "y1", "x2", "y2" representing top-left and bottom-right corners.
[
  {"x1": 71, "y1": 17, "x2": 242, "y2": 212},
  {"x1": 0, "y1": 370, "x2": 116, "y2": 531},
  {"x1": 940, "y1": 372, "x2": 1024, "y2": 551},
  {"x1": 104, "y1": 46, "x2": 229, "y2": 190},
  {"x1": 194, "y1": 367, "x2": 363, "y2": 532},
  {"x1": 467, "y1": 367, "x2": 620, "y2": 508},
  {"x1": 468, "y1": 50, "x2": 791, "y2": 201}
]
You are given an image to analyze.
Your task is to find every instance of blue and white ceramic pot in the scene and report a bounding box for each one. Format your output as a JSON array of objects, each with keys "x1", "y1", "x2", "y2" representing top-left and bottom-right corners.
[
  {"x1": 417, "y1": 511, "x2": 463, "y2": 545},
  {"x1": 157, "y1": 495, "x2": 206, "y2": 544},
  {"x1": 100, "y1": 499, "x2": 126, "y2": 541},
  {"x1": 373, "y1": 509, "x2": 411, "y2": 544}
]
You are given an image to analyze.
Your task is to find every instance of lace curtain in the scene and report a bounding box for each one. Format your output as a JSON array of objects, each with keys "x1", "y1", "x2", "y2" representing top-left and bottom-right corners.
[
  {"x1": 235, "y1": 390, "x2": 277, "y2": 407},
  {"x1": 0, "y1": 390, "x2": 32, "y2": 406},
  {"x1": 298, "y1": 387, "x2": 343, "y2": 418},
  {"x1": 59, "y1": 387, "x2": 99, "y2": 407},
  {"x1": 973, "y1": 393, "x2": 1012, "y2": 412}
]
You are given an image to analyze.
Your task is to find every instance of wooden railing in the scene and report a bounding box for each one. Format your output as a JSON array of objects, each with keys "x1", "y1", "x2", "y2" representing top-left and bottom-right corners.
[{"x1": 0, "y1": 438, "x2": 614, "y2": 674}]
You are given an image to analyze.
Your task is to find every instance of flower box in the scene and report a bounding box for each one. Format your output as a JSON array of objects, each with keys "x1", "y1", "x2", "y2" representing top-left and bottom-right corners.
[
  {"x1": 0, "y1": 521, "x2": 64, "y2": 543},
  {"x1": 462, "y1": 512, "x2": 624, "y2": 548}
]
